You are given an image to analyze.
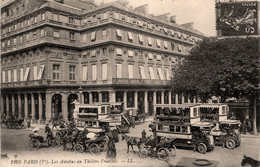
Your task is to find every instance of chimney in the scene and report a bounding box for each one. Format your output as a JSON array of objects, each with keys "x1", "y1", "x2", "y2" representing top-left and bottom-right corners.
[
  {"x1": 170, "y1": 16, "x2": 176, "y2": 23},
  {"x1": 181, "y1": 22, "x2": 194, "y2": 29},
  {"x1": 156, "y1": 13, "x2": 170, "y2": 22},
  {"x1": 134, "y1": 4, "x2": 148, "y2": 14}
]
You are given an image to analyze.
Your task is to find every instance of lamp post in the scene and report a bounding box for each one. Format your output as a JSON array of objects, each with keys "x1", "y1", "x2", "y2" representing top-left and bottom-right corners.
[{"x1": 78, "y1": 87, "x2": 83, "y2": 104}]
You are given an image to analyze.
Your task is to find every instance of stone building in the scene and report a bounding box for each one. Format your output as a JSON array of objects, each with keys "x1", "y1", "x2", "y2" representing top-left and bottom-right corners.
[{"x1": 1, "y1": 0, "x2": 204, "y2": 123}]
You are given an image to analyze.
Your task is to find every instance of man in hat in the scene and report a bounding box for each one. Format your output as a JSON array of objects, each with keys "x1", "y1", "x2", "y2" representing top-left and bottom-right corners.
[{"x1": 45, "y1": 123, "x2": 53, "y2": 142}]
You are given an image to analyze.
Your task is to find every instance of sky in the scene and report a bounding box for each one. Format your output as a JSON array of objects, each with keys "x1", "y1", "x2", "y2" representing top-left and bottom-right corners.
[
  {"x1": 1, "y1": 0, "x2": 216, "y2": 36},
  {"x1": 95, "y1": 0, "x2": 216, "y2": 36}
]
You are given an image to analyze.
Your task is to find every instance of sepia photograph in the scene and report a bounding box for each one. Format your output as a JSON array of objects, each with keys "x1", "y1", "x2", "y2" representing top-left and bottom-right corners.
[{"x1": 0, "y1": 0, "x2": 260, "y2": 166}]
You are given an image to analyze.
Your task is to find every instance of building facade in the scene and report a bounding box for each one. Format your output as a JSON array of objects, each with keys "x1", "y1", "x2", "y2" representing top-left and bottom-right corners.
[{"x1": 1, "y1": 0, "x2": 204, "y2": 124}]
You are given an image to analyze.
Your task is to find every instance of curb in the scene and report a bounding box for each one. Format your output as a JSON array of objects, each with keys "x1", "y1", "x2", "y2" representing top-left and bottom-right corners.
[{"x1": 241, "y1": 134, "x2": 260, "y2": 139}]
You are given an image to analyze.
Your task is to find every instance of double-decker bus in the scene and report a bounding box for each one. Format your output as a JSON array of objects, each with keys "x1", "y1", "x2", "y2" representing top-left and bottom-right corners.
[{"x1": 154, "y1": 104, "x2": 214, "y2": 154}]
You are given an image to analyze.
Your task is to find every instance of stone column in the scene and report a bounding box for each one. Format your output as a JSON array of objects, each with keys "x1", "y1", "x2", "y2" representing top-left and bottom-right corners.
[
  {"x1": 123, "y1": 91, "x2": 127, "y2": 110},
  {"x1": 6, "y1": 95, "x2": 10, "y2": 116},
  {"x1": 31, "y1": 94, "x2": 36, "y2": 122},
  {"x1": 144, "y1": 91, "x2": 148, "y2": 114},
  {"x1": 24, "y1": 94, "x2": 28, "y2": 120},
  {"x1": 0, "y1": 95, "x2": 4, "y2": 115},
  {"x1": 38, "y1": 93, "x2": 43, "y2": 123},
  {"x1": 134, "y1": 91, "x2": 138, "y2": 109},
  {"x1": 161, "y1": 91, "x2": 164, "y2": 104},
  {"x1": 12, "y1": 94, "x2": 15, "y2": 116},
  {"x1": 62, "y1": 93, "x2": 69, "y2": 123},
  {"x1": 182, "y1": 94, "x2": 185, "y2": 104},
  {"x1": 245, "y1": 108, "x2": 250, "y2": 120},
  {"x1": 188, "y1": 95, "x2": 191, "y2": 103},
  {"x1": 175, "y1": 94, "x2": 178, "y2": 104},
  {"x1": 45, "y1": 93, "x2": 52, "y2": 123},
  {"x1": 153, "y1": 91, "x2": 157, "y2": 116},
  {"x1": 109, "y1": 91, "x2": 115, "y2": 103},
  {"x1": 18, "y1": 94, "x2": 22, "y2": 119},
  {"x1": 89, "y1": 92, "x2": 93, "y2": 104},
  {"x1": 98, "y1": 92, "x2": 102, "y2": 103},
  {"x1": 169, "y1": 91, "x2": 172, "y2": 104}
]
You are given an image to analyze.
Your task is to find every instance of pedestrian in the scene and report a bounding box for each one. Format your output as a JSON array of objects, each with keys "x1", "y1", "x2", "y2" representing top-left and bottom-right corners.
[
  {"x1": 106, "y1": 131, "x2": 116, "y2": 159},
  {"x1": 246, "y1": 119, "x2": 252, "y2": 133},
  {"x1": 44, "y1": 123, "x2": 53, "y2": 142},
  {"x1": 241, "y1": 121, "x2": 247, "y2": 134},
  {"x1": 141, "y1": 129, "x2": 146, "y2": 139},
  {"x1": 142, "y1": 114, "x2": 146, "y2": 123},
  {"x1": 26, "y1": 117, "x2": 32, "y2": 130}
]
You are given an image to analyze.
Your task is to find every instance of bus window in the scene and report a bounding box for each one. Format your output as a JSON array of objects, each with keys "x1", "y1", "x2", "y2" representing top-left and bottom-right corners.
[
  {"x1": 193, "y1": 108, "x2": 197, "y2": 116},
  {"x1": 222, "y1": 106, "x2": 225, "y2": 114},
  {"x1": 158, "y1": 124, "x2": 162, "y2": 130},
  {"x1": 169, "y1": 125, "x2": 175, "y2": 132},
  {"x1": 182, "y1": 126, "x2": 187, "y2": 133},
  {"x1": 176, "y1": 126, "x2": 181, "y2": 132},
  {"x1": 101, "y1": 106, "x2": 105, "y2": 113}
]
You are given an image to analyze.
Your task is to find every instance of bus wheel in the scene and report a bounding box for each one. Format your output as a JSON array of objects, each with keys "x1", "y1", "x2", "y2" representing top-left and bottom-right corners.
[
  {"x1": 197, "y1": 143, "x2": 207, "y2": 154},
  {"x1": 226, "y1": 139, "x2": 235, "y2": 149}
]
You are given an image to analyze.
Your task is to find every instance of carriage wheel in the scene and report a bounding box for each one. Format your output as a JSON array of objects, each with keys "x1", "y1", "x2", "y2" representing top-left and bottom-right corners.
[
  {"x1": 169, "y1": 145, "x2": 177, "y2": 157},
  {"x1": 47, "y1": 138, "x2": 53, "y2": 146},
  {"x1": 65, "y1": 142, "x2": 74, "y2": 151},
  {"x1": 138, "y1": 147, "x2": 148, "y2": 158},
  {"x1": 28, "y1": 139, "x2": 40, "y2": 150},
  {"x1": 52, "y1": 139, "x2": 61, "y2": 147},
  {"x1": 100, "y1": 142, "x2": 107, "y2": 151},
  {"x1": 157, "y1": 147, "x2": 170, "y2": 161},
  {"x1": 226, "y1": 139, "x2": 236, "y2": 149},
  {"x1": 74, "y1": 144, "x2": 84, "y2": 153},
  {"x1": 197, "y1": 143, "x2": 207, "y2": 154},
  {"x1": 89, "y1": 143, "x2": 100, "y2": 155}
]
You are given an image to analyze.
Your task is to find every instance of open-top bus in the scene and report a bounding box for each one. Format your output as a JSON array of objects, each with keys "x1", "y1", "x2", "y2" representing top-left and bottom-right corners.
[
  {"x1": 154, "y1": 104, "x2": 214, "y2": 154},
  {"x1": 199, "y1": 103, "x2": 241, "y2": 149}
]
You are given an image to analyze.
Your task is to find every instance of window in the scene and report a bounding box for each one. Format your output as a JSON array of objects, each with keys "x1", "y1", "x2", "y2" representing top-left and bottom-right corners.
[
  {"x1": 83, "y1": 34, "x2": 87, "y2": 43},
  {"x1": 116, "y1": 64, "x2": 122, "y2": 78},
  {"x1": 148, "y1": 37, "x2": 152, "y2": 46},
  {"x1": 7, "y1": 70, "x2": 11, "y2": 82},
  {"x1": 69, "y1": 66, "x2": 76, "y2": 81},
  {"x1": 102, "y1": 63, "x2": 107, "y2": 80},
  {"x1": 148, "y1": 53, "x2": 153, "y2": 60},
  {"x1": 53, "y1": 64, "x2": 60, "y2": 81},
  {"x1": 23, "y1": 67, "x2": 30, "y2": 81},
  {"x1": 102, "y1": 29, "x2": 107, "y2": 36},
  {"x1": 13, "y1": 69, "x2": 17, "y2": 82},
  {"x1": 127, "y1": 32, "x2": 133, "y2": 42},
  {"x1": 13, "y1": 38, "x2": 16, "y2": 45},
  {"x1": 20, "y1": 36, "x2": 23, "y2": 43},
  {"x1": 156, "y1": 39, "x2": 161, "y2": 48},
  {"x1": 69, "y1": 17, "x2": 75, "y2": 24},
  {"x1": 176, "y1": 126, "x2": 181, "y2": 132},
  {"x1": 139, "y1": 66, "x2": 145, "y2": 79},
  {"x1": 2, "y1": 42, "x2": 4, "y2": 48},
  {"x1": 82, "y1": 66, "x2": 88, "y2": 81},
  {"x1": 33, "y1": 31, "x2": 37, "y2": 39},
  {"x1": 157, "y1": 55, "x2": 162, "y2": 61},
  {"x1": 20, "y1": 22, "x2": 23, "y2": 28},
  {"x1": 164, "y1": 41, "x2": 168, "y2": 49},
  {"x1": 91, "y1": 65, "x2": 97, "y2": 80},
  {"x1": 149, "y1": 67, "x2": 155, "y2": 79},
  {"x1": 157, "y1": 68, "x2": 165, "y2": 80},
  {"x1": 41, "y1": 29, "x2": 45, "y2": 36},
  {"x1": 91, "y1": 31, "x2": 96, "y2": 41},
  {"x1": 114, "y1": 12, "x2": 119, "y2": 19},
  {"x1": 193, "y1": 108, "x2": 197, "y2": 116},
  {"x1": 7, "y1": 40, "x2": 10, "y2": 46},
  {"x1": 14, "y1": 24, "x2": 17, "y2": 30},
  {"x1": 171, "y1": 43, "x2": 175, "y2": 50},
  {"x1": 41, "y1": 13, "x2": 45, "y2": 20},
  {"x1": 128, "y1": 65, "x2": 133, "y2": 79},
  {"x1": 2, "y1": 71, "x2": 6, "y2": 83},
  {"x1": 53, "y1": 13, "x2": 59, "y2": 21},
  {"x1": 53, "y1": 30, "x2": 60, "y2": 38},
  {"x1": 70, "y1": 32, "x2": 75, "y2": 40},
  {"x1": 128, "y1": 50, "x2": 134, "y2": 57},
  {"x1": 116, "y1": 29, "x2": 122, "y2": 40},
  {"x1": 27, "y1": 19, "x2": 30, "y2": 26},
  {"x1": 138, "y1": 35, "x2": 143, "y2": 45},
  {"x1": 169, "y1": 125, "x2": 174, "y2": 132},
  {"x1": 116, "y1": 48, "x2": 122, "y2": 56},
  {"x1": 222, "y1": 106, "x2": 226, "y2": 114},
  {"x1": 165, "y1": 69, "x2": 170, "y2": 80},
  {"x1": 26, "y1": 33, "x2": 30, "y2": 40},
  {"x1": 34, "y1": 16, "x2": 38, "y2": 23}
]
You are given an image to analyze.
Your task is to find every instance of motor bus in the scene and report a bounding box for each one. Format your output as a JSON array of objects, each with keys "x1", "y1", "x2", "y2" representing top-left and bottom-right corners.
[
  {"x1": 154, "y1": 104, "x2": 215, "y2": 154},
  {"x1": 198, "y1": 103, "x2": 241, "y2": 149}
]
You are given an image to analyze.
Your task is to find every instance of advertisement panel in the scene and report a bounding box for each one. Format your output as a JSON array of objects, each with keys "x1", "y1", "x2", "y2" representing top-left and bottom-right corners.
[{"x1": 216, "y1": 1, "x2": 258, "y2": 36}]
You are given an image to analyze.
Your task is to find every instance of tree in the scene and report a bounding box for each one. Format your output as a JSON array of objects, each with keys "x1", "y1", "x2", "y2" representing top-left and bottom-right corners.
[{"x1": 171, "y1": 37, "x2": 260, "y2": 134}]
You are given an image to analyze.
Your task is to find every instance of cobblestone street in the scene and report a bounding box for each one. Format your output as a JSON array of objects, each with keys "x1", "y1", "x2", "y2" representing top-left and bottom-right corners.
[{"x1": 1, "y1": 118, "x2": 260, "y2": 167}]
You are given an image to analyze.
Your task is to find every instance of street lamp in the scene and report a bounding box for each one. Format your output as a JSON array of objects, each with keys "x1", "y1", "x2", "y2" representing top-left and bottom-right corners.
[{"x1": 78, "y1": 87, "x2": 83, "y2": 104}]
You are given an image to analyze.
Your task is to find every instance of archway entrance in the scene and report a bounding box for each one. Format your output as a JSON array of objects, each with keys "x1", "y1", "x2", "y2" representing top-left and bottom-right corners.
[
  {"x1": 68, "y1": 94, "x2": 78, "y2": 121},
  {"x1": 51, "y1": 94, "x2": 62, "y2": 120}
]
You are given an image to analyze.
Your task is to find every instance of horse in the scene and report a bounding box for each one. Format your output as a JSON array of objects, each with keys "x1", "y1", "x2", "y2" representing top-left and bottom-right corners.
[
  {"x1": 241, "y1": 155, "x2": 260, "y2": 167},
  {"x1": 121, "y1": 134, "x2": 142, "y2": 154}
]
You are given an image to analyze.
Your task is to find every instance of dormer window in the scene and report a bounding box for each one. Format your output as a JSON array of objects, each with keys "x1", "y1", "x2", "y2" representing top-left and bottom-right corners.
[
  {"x1": 69, "y1": 17, "x2": 75, "y2": 24},
  {"x1": 52, "y1": 13, "x2": 59, "y2": 21}
]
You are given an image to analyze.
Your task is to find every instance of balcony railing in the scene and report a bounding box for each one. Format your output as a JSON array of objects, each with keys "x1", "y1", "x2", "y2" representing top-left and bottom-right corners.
[{"x1": 112, "y1": 78, "x2": 171, "y2": 85}]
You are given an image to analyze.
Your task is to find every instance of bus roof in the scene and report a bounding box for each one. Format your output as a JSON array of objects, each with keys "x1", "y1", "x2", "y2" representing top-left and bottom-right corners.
[
  {"x1": 154, "y1": 103, "x2": 200, "y2": 108},
  {"x1": 75, "y1": 104, "x2": 109, "y2": 108},
  {"x1": 198, "y1": 103, "x2": 227, "y2": 108},
  {"x1": 92, "y1": 102, "x2": 124, "y2": 105}
]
